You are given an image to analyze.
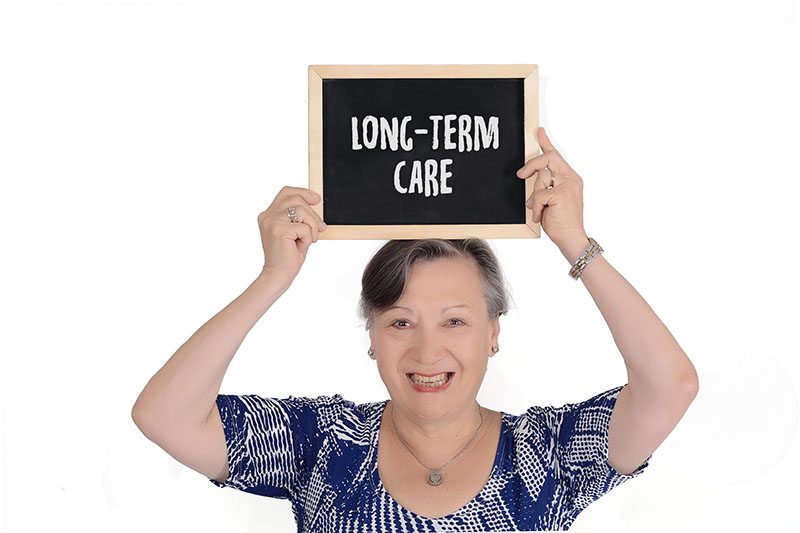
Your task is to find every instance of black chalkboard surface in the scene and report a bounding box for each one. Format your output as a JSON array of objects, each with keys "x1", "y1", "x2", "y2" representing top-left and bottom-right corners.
[{"x1": 308, "y1": 65, "x2": 539, "y2": 239}]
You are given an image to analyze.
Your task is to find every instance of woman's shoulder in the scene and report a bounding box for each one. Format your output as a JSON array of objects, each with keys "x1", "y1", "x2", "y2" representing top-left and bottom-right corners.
[
  {"x1": 280, "y1": 395, "x2": 386, "y2": 450},
  {"x1": 277, "y1": 394, "x2": 386, "y2": 430},
  {"x1": 284, "y1": 393, "x2": 385, "y2": 413},
  {"x1": 497, "y1": 384, "x2": 629, "y2": 444}
]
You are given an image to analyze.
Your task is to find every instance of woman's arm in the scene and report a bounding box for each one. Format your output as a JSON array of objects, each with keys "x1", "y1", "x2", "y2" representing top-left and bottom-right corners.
[
  {"x1": 518, "y1": 128, "x2": 698, "y2": 392},
  {"x1": 517, "y1": 127, "x2": 698, "y2": 475},
  {"x1": 557, "y1": 232, "x2": 698, "y2": 392},
  {"x1": 132, "y1": 185, "x2": 326, "y2": 434},
  {"x1": 131, "y1": 270, "x2": 290, "y2": 433},
  {"x1": 558, "y1": 232, "x2": 699, "y2": 475}
]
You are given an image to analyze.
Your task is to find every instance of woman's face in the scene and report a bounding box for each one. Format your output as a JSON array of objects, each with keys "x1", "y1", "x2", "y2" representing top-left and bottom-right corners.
[{"x1": 369, "y1": 256, "x2": 501, "y2": 422}]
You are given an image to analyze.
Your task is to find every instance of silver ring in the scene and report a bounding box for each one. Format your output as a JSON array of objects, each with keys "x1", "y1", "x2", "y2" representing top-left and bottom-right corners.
[
  {"x1": 287, "y1": 206, "x2": 299, "y2": 223},
  {"x1": 544, "y1": 164, "x2": 555, "y2": 189}
]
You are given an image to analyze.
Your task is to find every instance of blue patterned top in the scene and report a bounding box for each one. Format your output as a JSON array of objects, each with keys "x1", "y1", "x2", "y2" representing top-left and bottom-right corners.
[{"x1": 208, "y1": 384, "x2": 651, "y2": 531}]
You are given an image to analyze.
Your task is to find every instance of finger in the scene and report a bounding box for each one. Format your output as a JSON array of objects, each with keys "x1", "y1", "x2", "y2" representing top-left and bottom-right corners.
[
  {"x1": 528, "y1": 188, "x2": 554, "y2": 223},
  {"x1": 524, "y1": 166, "x2": 556, "y2": 208},
  {"x1": 515, "y1": 152, "x2": 555, "y2": 180},
  {"x1": 288, "y1": 198, "x2": 326, "y2": 233},
  {"x1": 535, "y1": 165, "x2": 556, "y2": 193},
  {"x1": 301, "y1": 205, "x2": 320, "y2": 242},
  {"x1": 285, "y1": 204, "x2": 320, "y2": 242},
  {"x1": 288, "y1": 218, "x2": 313, "y2": 249},
  {"x1": 275, "y1": 186, "x2": 321, "y2": 207},
  {"x1": 537, "y1": 126, "x2": 558, "y2": 154}
]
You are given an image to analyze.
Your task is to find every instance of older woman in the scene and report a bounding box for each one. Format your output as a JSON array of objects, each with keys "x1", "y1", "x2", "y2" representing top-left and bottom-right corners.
[{"x1": 132, "y1": 128, "x2": 699, "y2": 531}]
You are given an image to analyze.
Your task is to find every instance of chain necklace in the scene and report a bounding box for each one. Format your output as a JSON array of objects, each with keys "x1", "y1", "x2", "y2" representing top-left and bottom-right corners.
[{"x1": 389, "y1": 402, "x2": 484, "y2": 486}]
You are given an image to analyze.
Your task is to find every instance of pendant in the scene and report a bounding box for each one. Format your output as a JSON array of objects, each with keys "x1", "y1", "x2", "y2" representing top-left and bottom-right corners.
[{"x1": 427, "y1": 470, "x2": 443, "y2": 486}]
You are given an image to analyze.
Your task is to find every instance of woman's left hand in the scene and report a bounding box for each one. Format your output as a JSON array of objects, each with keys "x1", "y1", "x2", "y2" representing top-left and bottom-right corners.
[{"x1": 516, "y1": 127, "x2": 589, "y2": 249}]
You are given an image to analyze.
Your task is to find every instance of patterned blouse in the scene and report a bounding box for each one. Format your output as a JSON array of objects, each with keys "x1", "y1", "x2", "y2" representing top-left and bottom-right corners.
[{"x1": 208, "y1": 384, "x2": 651, "y2": 531}]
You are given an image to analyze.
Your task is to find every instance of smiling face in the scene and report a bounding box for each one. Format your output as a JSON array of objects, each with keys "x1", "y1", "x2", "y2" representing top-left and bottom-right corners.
[{"x1": 368, "y1": 256, "x2": 501, "y2": 423}]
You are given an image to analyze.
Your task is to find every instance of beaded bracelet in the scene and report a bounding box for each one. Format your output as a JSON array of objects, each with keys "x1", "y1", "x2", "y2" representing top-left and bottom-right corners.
[{"x1": 569, "y1": 237, "x2": 603, "y2": 280}]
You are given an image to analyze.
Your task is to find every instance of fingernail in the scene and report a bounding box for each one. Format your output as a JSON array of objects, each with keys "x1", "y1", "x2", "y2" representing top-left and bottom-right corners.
[{"x1": 320, "y1": 221, "x2": 327, "y2": 229}]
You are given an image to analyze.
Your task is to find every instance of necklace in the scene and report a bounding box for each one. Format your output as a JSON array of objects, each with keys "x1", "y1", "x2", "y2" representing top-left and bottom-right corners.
[{"x1": 389, "y1": 402, "x2": 484, "y2": 486}]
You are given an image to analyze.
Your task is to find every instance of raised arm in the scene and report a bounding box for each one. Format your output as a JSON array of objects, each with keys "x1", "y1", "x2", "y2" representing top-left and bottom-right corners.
[
  {"x1": 556, "y1": 233, "x2": 698, "y2": 475},
  {"x1": 517, "y1": 127, "x2": 698, "y2": 476},
  {"x1": 131, "y1": 270, "x2": 290, "y2": 432},
  {"x1": 131, "y1": 186, "x2": 326, "y2": 478}
]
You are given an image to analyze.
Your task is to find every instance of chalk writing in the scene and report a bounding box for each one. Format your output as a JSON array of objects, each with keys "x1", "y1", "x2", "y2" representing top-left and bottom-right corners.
[{"x1": 350, "y1": 114, "x2": 499, "y2": 195}]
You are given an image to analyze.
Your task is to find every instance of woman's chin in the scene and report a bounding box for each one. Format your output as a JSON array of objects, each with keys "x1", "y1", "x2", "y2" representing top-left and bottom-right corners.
[{"x1": 392, "y1": 388, "x2": 462, "y2": 420}]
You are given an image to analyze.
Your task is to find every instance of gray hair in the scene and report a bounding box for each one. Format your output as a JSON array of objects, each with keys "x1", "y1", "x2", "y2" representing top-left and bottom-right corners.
[{"x1": 357, "y1": 239, "x2": 514, "y2": 331}]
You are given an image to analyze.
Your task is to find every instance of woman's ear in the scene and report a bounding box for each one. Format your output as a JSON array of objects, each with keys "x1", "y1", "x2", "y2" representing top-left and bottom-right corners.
[
  {"x1": 368, "y1": 324, "x2": 376, "y2": 359},
  {"x1": 489, "y1": 314, "x2": 501, "y2": 356}
]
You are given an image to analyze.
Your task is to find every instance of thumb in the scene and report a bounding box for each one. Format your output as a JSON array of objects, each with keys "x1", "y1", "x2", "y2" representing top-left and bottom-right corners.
[
  {"x1": 537, "y1": 127, "x2": 557, "y2": 154},
  {"x1": 531, "y1": 189, "x2": 553, "y2": 224}
]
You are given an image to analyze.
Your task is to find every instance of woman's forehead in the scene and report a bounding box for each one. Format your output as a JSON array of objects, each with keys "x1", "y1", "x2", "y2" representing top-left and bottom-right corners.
[
  {"x1": 406, "y1": 256, "x2": 479, "y2": 286},
  {"x1": 408, "y1": 256, "x2": 480, "y2": 280},
  {"x1": 385, "y1": 303, "x2": 476, "y2": 315},
  {"x1": 368, "y1": 257, "x2": 489, "y2": 323}
]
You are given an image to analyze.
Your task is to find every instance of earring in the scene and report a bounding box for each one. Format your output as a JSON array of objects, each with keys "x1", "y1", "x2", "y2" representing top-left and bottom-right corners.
[
  {"x1": 368, "y1": 348, "x2": 375, "y2": 357},
  {"x1": 491, "y1": 346, "x2": 499, "y2": 354}
]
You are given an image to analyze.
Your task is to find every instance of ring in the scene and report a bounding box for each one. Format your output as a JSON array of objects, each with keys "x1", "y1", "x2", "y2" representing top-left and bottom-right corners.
[
  {"x1": 544, "y1": 164, "x2": 555, "y2": 189},
  {"x1": 287, "y1": 206, "x2": 299, "y2": 223}
]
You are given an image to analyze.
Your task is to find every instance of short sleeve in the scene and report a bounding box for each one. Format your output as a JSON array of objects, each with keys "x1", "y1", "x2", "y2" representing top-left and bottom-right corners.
[
  {"x1": 533, "y1": 384, "x2": 651, "y2": 514},
  {"x1": 207, "y1": 393, "x2": 345, "y2": 498}
]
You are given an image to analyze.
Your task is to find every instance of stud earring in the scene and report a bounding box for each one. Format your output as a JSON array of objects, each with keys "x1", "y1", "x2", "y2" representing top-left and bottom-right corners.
[
  {"x1": 368, "y1": 348, "x2": 375, "y2": 357},
  {"x1": 491, "y1": 346, "x2": 499, "y2": 354}
]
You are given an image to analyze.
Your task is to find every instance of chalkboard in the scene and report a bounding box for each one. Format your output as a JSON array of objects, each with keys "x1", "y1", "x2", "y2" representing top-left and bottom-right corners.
[{"x1": 308, "y1": 65, "x2": 540, "y2": 239}]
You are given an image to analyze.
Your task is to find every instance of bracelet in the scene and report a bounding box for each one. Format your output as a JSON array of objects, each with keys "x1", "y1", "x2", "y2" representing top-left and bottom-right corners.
[{"x1": 569, "y1": 237, "x2": 603, "y2": 280}]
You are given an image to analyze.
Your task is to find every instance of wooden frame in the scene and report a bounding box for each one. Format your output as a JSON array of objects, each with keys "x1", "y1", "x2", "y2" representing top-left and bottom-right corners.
[{"x1": 308, "y1": 64, "x2": 540, "y2": 239}]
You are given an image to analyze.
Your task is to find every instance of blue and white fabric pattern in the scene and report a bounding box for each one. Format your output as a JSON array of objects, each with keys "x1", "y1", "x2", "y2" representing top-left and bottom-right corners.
[{"x1": 208, "y1": 384, "x2": 651, "y2": 531}]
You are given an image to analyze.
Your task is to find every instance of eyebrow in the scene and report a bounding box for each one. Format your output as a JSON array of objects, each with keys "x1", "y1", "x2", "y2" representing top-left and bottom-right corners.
[{"x1": 386, "y1": 304, "x2": 472, "y2": 314}]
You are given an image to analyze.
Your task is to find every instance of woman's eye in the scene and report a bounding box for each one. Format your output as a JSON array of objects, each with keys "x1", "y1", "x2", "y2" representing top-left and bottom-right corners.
[{"x1": 391, "y1": 319, "x2": 463, "y2": 328}]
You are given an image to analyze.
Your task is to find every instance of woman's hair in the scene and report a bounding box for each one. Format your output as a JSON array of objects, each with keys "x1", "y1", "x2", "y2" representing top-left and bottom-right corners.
[{"x1": 358, "y1": 239, "x2": 513, "y2": 331}]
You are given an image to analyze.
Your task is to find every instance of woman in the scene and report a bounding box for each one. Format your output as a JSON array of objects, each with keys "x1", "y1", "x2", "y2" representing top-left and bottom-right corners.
[{"x1": 132, "y1": 127, "x2": 699, "y2": 531}]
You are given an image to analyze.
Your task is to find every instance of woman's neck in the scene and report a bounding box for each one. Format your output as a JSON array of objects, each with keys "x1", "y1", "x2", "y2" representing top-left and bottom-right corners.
[{"x1": 386, "y1": 400, "x2": 485, "y2": 465}]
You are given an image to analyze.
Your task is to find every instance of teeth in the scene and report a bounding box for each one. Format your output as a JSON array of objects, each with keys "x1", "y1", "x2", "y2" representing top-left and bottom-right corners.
[{"x1": 409, "y1": 373, "x2": 451, "y2": 387}]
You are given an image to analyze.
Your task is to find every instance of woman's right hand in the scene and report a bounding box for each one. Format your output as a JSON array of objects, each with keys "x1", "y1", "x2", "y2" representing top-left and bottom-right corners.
[{"x1": 257, "y1": 186, "x2": 327, "y2": 288}]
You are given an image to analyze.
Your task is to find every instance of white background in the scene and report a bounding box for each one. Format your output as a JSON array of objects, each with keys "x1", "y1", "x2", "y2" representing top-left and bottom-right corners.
[{"x1": 1, "y1": 0, "x2": 798, "y2": 531}]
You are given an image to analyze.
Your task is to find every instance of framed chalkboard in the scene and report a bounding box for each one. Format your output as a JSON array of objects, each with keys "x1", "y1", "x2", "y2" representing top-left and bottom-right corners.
[{"x1": 308, "y1": 64, "x2": 540, "y2": 239}]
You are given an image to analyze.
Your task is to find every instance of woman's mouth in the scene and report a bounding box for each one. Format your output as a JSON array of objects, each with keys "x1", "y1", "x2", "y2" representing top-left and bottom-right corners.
[{"x1": 406, "y1": 372, "x2": 454, "y2": 391}]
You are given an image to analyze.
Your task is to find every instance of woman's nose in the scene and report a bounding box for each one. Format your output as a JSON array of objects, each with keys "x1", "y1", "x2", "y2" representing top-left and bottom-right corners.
[{"x1": 412, "y1": 331, "x2": 448, "y2": 365}]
